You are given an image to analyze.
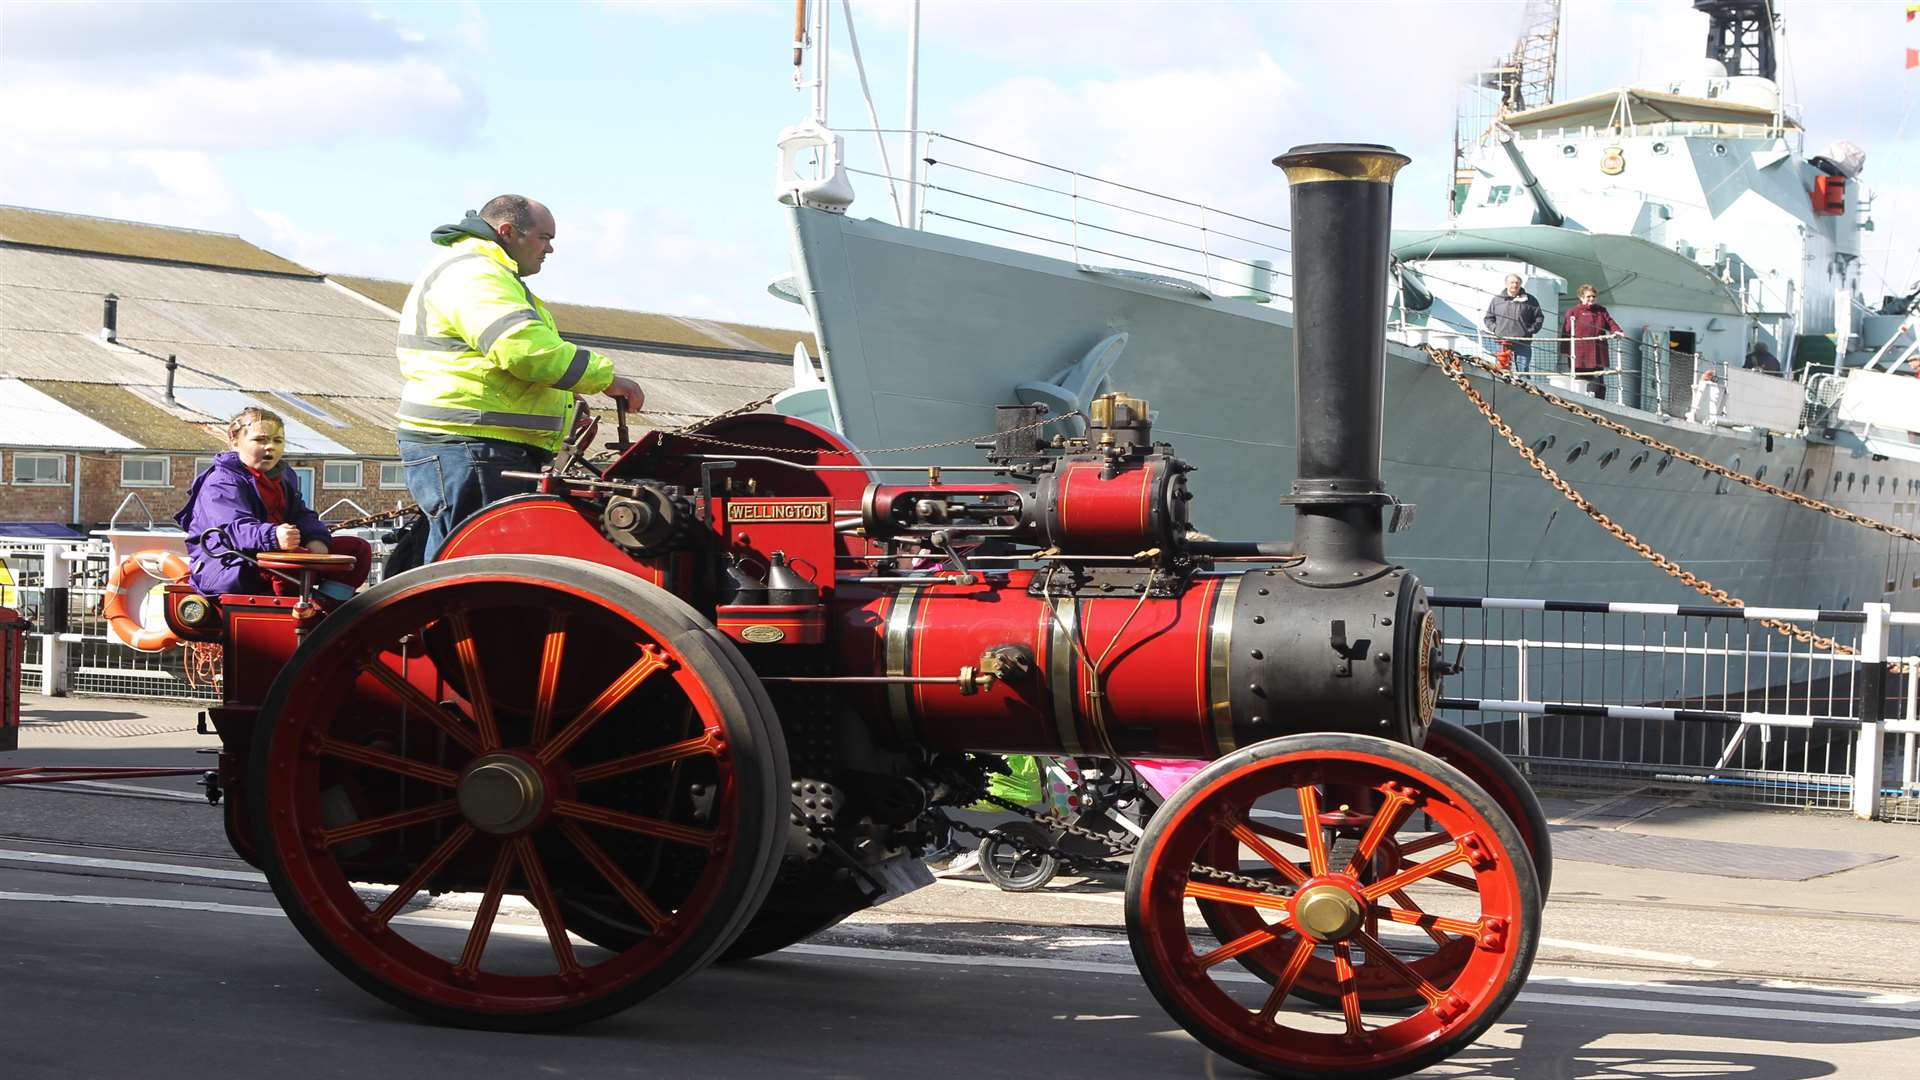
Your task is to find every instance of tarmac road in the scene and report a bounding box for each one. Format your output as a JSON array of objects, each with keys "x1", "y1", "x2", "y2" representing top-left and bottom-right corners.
[{"x1": 6, "y1": 696, "x2": 1920, "y2": 1078}]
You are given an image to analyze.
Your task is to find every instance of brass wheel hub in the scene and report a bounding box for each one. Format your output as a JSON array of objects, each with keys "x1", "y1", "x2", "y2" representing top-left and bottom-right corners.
[
  {"x1": 457, "y1": 753, "x2": 548, "y2": 835},
  {"x1": 1293, "y1": 883, "x2": 1365, "y2": 942}
]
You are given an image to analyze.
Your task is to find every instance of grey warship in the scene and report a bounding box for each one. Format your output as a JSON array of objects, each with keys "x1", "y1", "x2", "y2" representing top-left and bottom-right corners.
[{"x1": 768, "y1": 0, "x2": 1920, "y2": 614}]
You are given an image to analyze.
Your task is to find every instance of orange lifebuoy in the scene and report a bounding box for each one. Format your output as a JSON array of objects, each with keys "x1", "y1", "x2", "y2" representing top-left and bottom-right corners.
[{"x1": 105, "y1": 549, "x2": 190, "y2": 652}]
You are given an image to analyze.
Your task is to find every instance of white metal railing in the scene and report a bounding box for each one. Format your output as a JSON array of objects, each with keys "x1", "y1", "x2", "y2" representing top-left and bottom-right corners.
[
  {"x1": 825, "y1": 127, "x2": 1294, "y2": 305},
  {"x1": 1433, "y1": 597, "x2": 1920, "y2": 819}
]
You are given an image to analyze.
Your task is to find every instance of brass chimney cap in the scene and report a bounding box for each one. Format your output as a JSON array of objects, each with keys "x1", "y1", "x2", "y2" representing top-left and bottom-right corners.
[{"x1": 1273, "y1": 143, "x2": 1411, "y2": 186}]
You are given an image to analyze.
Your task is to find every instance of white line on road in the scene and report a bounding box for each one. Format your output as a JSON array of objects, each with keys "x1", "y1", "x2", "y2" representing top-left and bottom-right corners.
[
  {"x1": 5, "y1": 884, "x2": 1913, "y2": 1025},
  {"x1": 0, "y1": 848, "x2": 265, "y2": 882},
  {"x1": 1538, "y1": 935, "x2": 1717, "y2": 968}
]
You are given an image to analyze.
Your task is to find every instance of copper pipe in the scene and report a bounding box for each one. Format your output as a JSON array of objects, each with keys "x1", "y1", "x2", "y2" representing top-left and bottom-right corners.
[{"x1": 793, "y1": 0, "x2": 806, "y2": 66}]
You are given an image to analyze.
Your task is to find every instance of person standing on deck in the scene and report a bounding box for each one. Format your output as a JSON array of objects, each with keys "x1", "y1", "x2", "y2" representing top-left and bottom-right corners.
[
  {"x1": 1562, "y1": 283, "x2": 1624, "y2": 399},
  {"x1": 1482, "y1": 274, "x2": 1545, "y2": 372}
]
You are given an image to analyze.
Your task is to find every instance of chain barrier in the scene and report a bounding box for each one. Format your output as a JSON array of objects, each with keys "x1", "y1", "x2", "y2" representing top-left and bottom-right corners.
[
  {"x1": 1426, "y1": 345, "x2": 1920, "y2": 545},
  {"x1": 1422, "y1": 345, "x2": 1859, "y2": 658}
]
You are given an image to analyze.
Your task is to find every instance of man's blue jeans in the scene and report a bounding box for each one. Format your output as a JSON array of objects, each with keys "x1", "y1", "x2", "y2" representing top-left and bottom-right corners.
[
  {"x1": 1502, "y1": 340, "x2": 1534, "y2": 372},
  {"x1": 397, "y1": 434, "x2": 553, "y2": 562}
]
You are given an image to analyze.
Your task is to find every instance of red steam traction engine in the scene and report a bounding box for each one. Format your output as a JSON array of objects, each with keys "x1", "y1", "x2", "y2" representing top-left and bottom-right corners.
[{"x1": 2, "y1": 146, "x2": 1550, "y2": 1079}]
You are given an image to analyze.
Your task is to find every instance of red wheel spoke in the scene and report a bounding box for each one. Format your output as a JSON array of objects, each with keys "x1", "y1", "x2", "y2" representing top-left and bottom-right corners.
[
  {"x1": 360, "y1": 658, "x2": 483, "y2": 756},
  {"x1": 537, "y1": 645, "x2": 673, "y2": 764},
  {"x1": 318, "y1": 737, "x2": 458, "y2": 788},
  {"x1": 1244, "y1": 819, "x2": 1310, "y2": 848},
  {"x1": 1383, "y1": 906, "x2": 1484, "y2": 938},
  {"x1": 1432, "y1": 870, "x2": 1480, "y2": 892},
  {"x1": 573, "y1": 732, "x2": 722, "y2": 785},
  {"x1": 1198, "y1": 926, "x2": 1280, "y2": 969},
  {"x1": 554, "y1": 799, "x2": 716, "y2": 849},
  {"x1": 1354, "y1": 930, "x2": 1449, "y2": 1009},
  {"x1": 558, "y1": 820, "x2": 667, "y2": 931},
  {"x1": 454, "y1": 842, "x2": 515, "y2": 976},
  {"x1": 1345, "y1": 784, "x2": 1415, "y2": 875},
  {"x1": 1388, "y1": 888, "x2": 1455, "y2": 946},
  {"x1": 445, "y1": 612, "x2": 501, "y2": 751},
  {"x1": 1256, "y1": 934, "x2": 1317, "y2": 1023},
  {"x1": 322, "y1": 799, "x2": 460, "y2": 846},
  {"x1": 530, "y1": 611, "x2": 568, "y2": 745},
  {"x1": 1229, "y1": 823, "x2": 1311, "y2": 887},
  {"x1": 369, "y1": 824, "x2": 475, "y2": 927},
  {"x1": 510, "y1": 837, "x2": 581, "y2": 977},
  {"x1": 1333, "y1": 943, "x2": 1367, "y2": 1037},
  {"x1": 1361, "y1": 845, "x2": 1469, "y2": 901},
  {"x1": 1295, "y1": 786, "x2": 1329, "y2": 875},
  {"x1": 1184, "y1": 879, "x2": 1292, "y2": 914},
  {"x1": 1395, "y1": 831, "x2": 1453, "y2": 857}
]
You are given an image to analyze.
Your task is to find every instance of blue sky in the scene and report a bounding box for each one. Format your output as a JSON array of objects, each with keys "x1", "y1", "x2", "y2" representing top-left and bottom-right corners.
[{"x1": 2, "y1": 0, "x2": 1916, "y2": 331}]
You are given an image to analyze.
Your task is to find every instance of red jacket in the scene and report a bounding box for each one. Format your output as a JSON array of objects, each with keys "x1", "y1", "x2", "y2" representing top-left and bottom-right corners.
[{"x1": 1562, "y1": 303, "x2": 1622, "y2": 372}]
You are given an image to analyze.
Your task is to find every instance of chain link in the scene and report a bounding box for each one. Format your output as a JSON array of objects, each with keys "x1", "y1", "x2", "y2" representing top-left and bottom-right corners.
[
  {"x1": 961, "y1": 792, "x2": 1292, "y2": 895},
  {"x1": 326, "y1": 503, "x2": 422, "y2": 531},
  {"x1": 1422, "y1": 345, "x2": 1857, "y2": 657}
]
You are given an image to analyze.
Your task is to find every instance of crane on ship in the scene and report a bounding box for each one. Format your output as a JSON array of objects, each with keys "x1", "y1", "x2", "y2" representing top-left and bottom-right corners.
[{"x1": 1451, "y1": 0, "x2": 1563, "y2": 217}]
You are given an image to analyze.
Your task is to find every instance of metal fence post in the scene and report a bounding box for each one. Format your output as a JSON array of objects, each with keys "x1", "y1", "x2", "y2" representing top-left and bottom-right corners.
[
  {"x1": 1854, "y1": 602, "x2": 1890, "y2": 820},
  {"x1": 39, "y1": 541, "x2": 69, "y2": 697}
]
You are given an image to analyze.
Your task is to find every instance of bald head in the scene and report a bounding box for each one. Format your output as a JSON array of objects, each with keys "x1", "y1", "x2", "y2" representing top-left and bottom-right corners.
[{"x1": 480, "y1": 194, "x2": 555, "y2": 276}]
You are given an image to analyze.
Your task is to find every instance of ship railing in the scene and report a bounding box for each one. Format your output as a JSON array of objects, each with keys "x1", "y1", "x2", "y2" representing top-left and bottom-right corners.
[
  {"x1": 1388, "y1": 316, "x2": 1713, "y2": 419},
  {"x1": 1430, "y1": 596, "x2": 1920, "y2": 822},
  {"x1": 827, "y1": 127, "x2": 1294, "y2": 305}
]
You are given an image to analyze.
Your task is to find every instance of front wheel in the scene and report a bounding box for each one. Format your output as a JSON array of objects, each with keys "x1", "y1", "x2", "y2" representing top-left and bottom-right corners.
[{"x1": 1127, "y1": 733, "x2": 1539, "y2": 1079}]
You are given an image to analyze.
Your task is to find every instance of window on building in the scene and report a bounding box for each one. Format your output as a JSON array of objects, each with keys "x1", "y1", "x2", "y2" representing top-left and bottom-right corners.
[
  {"x1": 323, "y1": 460, "x2": 363, "y2": 488},
  {"x1": 191, "y1": 456, "x2": 216, "y2": 478},
  {"x1": 290, "y1": 467, "x2": 315, "y2": 502},
  {"x1": 120, "y1": 456, "x2": 169, "y2": 487},
  {"x1": 378, "y1": 462, "x2": 408, "y2": 489},
  {"x1": 11, "y1": 453, "x2": 65, "y2": 485}
]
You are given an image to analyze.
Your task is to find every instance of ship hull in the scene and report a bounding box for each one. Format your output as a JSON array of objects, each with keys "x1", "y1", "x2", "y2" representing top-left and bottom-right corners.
[{"x1": 785, "y1": 207, "x2": 1915, "y2": 613}]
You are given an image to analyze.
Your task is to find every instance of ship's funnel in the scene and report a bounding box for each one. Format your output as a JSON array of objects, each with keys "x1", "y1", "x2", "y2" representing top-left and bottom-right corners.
[{"x1": 1274, "y1": 143, "x2": 1410, "y2": 573}]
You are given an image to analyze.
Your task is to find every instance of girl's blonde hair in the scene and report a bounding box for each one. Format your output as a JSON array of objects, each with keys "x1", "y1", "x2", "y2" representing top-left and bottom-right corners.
[
  {"x1": 226, "y1": 406, "x2": 286, "y2": 441},
  {"x1": 1576, "y1": 283, "x2": 1599, "y2": 298}
]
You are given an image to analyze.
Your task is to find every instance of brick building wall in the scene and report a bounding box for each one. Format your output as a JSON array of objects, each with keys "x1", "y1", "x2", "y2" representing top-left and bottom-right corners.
[{"x1": 1, "y1": 447, "x2": 407, "y2": 531}]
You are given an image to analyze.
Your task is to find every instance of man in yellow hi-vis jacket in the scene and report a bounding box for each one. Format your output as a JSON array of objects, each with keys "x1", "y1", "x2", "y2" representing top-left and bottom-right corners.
[{"x1": 394, "y1": 194, "x2": 645, "y2": 562}]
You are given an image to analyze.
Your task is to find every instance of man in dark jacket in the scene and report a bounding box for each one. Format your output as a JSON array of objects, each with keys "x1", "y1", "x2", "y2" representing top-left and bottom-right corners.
[
  {"x1": 1744, "y1": 341, "x2": 1783, "y2": 375},
  {"x1": 1483, "y1": 274, "x2": 1545, "y2": 372}
]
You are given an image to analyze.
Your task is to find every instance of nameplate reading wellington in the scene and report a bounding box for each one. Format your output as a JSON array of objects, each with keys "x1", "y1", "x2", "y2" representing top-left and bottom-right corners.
[{"x1": 727, "y1": 500, "x2": 832, "y2": 524}]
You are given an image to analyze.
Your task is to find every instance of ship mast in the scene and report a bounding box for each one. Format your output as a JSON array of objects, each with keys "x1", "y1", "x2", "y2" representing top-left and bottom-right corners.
[
  {"x1": 1693, "y1": 0, "x2": 1777, "y2": 80},
  {"x1": 1451, "y1": 0, "x2": 1563, "y2": 218}
]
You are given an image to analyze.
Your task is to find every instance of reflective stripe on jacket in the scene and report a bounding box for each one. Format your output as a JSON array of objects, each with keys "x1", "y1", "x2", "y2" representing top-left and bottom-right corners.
[{"x1": 395, "y1": 235, "x2": 614, "y2": 451}]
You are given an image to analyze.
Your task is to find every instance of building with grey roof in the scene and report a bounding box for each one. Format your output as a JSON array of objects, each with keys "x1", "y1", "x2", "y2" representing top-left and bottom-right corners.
[{"x1": 0, "y1": 206, "x2": 806, "y2": 531}]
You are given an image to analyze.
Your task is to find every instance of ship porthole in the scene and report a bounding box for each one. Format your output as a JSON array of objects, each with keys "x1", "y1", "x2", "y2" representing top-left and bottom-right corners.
[
  {"x1": 1879, "y1": 476, "x2": 1887, "y2": 492},
  {"x1": 1599, "y1": 448, "x2": 1620, "y2": 468},
  {"x1": 1531, "y1": 435, "x2": 1556, "y2": 455},
  {"x1": 1566, "y1": 440, "x2": 1590, "y2": 464},
  {"x1": 1712, "y1": 142, "x2": 1728, "y2": 156},
  {"x1": 1754, "y1": 465, "x2": 1767, "y2": 482},
  {"x1": 1656, "y1": 455, "x2": 1673, "y2": 475},
  {"x1": 1651, "y1": 141, "x2": 1669, "y2": 155},
  {"x1": 1628, "y1": 450, "x2": 1649, "y2": 472},
  {"x1": 1561, "y1": 144, "x2": 1578, "y2": 157}
]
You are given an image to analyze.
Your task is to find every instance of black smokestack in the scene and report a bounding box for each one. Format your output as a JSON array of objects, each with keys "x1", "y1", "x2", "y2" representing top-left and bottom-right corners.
[
  {"x1": 1274, "y1": 142, "x2": 1409, "y2": 572},
  {"x1": 164, "y1": 354, "x2": 178, "y2": 404},
  {"x1": 101, "y1": 293, "x2": 119, "y2": 344}
]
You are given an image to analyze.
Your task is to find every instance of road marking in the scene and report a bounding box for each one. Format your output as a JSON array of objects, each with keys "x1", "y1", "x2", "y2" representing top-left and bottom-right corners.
[
  {"x1": 0, "y1": 848, "x2": 265, "y2": 882},
  {"x1": 1538, "y1": 935, "x2": 1716, "y2": 968},
  {"x1": 4, "y1": 887, "x2": 1915, "y2": 1025}
]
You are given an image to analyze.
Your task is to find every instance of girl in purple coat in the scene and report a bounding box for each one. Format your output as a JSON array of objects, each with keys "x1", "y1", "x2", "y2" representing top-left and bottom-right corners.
[
  {"x1": 174, "y1": 408, "x2": 372, "y2": 596},
  {"x1": 1561, "y1": 283, "x2": 1624, "y2": 398}
]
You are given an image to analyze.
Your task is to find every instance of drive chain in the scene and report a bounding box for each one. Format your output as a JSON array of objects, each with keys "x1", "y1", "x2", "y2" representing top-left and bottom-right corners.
[
  {"x1": 672, "y1": 409, "x2": 1085, "y2": 457},
  {"x1": 1423, "y1": 346, "x2": 1858, "y2": 658},
  {"x1": 961, "y1": 791, "x2": 1292, "y2": 895}
]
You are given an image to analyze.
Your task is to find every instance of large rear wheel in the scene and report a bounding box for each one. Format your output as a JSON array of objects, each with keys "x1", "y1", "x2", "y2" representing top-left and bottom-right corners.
[{"x1": 250, "y1": 556, "x2": 787, "y2": 1030}]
